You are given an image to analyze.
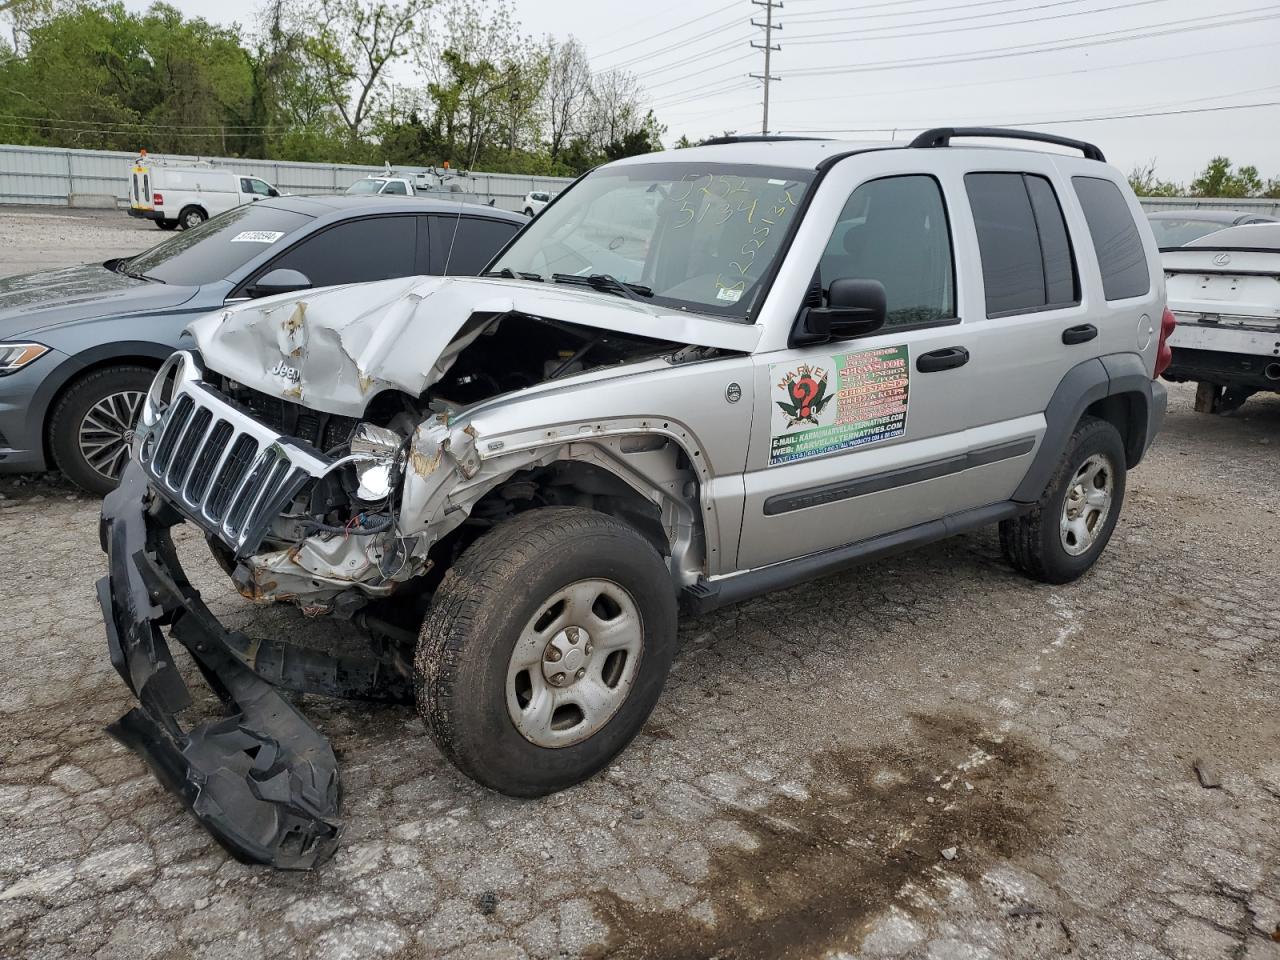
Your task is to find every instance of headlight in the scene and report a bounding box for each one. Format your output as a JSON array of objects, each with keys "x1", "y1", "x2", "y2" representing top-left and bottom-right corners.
[
  {"x1": 0, "y1": 342, "x2": 49, "y2": 375},
  {"x1": 349, "y1": 423, "x2": 404, "y2": 503}
]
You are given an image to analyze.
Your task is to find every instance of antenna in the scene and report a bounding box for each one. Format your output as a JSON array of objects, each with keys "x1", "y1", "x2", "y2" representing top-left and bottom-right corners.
[{"x1": 749, "y1": 0, "x2": 782, "y2": 135}]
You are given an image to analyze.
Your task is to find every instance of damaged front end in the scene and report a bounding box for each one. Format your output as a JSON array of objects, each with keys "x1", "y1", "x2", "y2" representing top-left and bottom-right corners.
[{"x1": 98, "y1": 351, "x2": 419, "y2": 868}]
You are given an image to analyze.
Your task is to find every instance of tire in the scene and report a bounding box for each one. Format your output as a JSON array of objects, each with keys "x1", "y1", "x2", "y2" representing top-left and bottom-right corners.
[
  {"x1": 523, "y1": 207, "x2": 534, "y2": 217},
  {"x1": 1000, "y1": 416, "x2": 1127, "y2": 585},
  {"x1": 48, "y1": 365, "x2": 155, "y2": 496},
  {"x1": 178, "y1": 206, "x2": 206, "y2": 230},
  {"x1": 156, "y1": 219, "x2": 178, "y2": 230},
  {"x1": 415, "y1": 506, "x2": 678, "y2": 797}
]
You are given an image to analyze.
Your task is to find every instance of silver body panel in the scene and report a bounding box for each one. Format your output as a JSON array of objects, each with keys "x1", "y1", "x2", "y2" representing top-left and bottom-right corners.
[{"x1": 144, "y1": 138, "x2": 1166, "y2": 607}]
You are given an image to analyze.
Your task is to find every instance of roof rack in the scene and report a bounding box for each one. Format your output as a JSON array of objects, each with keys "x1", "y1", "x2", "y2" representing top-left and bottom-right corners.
[
  {"x1": 698, "y1": 135, "x2": 829, "y2": 146},
  {"x1": 908, "y1": 127, "x2": 1105, "y2": 162}
]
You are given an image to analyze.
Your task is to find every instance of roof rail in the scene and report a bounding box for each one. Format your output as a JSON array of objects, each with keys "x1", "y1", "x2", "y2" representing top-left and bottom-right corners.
[
  {"x1": 908, "y1": 127, "x2": 1105, "y2": 163},
  {"x1": 698, "y1": 135, "x2": 829, "y2": 146}
]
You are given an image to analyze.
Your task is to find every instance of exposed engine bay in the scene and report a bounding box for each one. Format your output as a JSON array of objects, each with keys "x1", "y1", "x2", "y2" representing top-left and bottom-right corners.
[{"x1": 199, "y1": 311, "x2": 688, "y2": 618}]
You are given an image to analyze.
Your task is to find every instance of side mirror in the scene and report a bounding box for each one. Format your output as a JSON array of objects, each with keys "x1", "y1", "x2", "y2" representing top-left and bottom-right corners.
[
  {"x1": 268, "y1": 187, "x2": 280, "y2": 197},
  {"x1": 797, "y1": 278, "x2": 887, "y2": 343},
  {"x1": 247, "y1": 268, "x2": 311, "y2": 299}
]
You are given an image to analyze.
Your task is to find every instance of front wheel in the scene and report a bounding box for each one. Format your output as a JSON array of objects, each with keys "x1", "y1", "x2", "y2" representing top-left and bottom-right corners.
[
  {"x1": 48, "y1": 365, "x2": 154, "y2": 495},
  {"x1": 1000, "y1": 416, "x2": 1127, "y2": 584},
  {"x1": 415, "y1": 507, "x2": 678, "y2": 796}
]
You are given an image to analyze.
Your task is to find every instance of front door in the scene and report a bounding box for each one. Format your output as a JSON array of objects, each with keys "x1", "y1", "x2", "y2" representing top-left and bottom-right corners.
[{"x1": 735, "y1": 172, "x2": 1038, "y2": 570}]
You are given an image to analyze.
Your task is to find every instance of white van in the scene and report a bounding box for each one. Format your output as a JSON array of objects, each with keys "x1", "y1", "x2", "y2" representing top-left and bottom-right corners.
[{"x1": 128, "y1": 155, "x2": 279, "y2": 230}]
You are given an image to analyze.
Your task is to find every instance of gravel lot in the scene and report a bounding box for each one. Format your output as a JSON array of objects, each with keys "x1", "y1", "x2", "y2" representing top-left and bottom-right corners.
[
  {"x1": 1, "y1": 209, "x2": 1278, "y2": 960},
  {"x1": 0, "y1": 207, "x2": 158, "y2": 280}
]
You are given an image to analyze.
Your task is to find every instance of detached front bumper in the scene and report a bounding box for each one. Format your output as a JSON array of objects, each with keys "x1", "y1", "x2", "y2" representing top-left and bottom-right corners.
[{"x1": 98, "y1": 462, "x2": 342, "y2": 869}]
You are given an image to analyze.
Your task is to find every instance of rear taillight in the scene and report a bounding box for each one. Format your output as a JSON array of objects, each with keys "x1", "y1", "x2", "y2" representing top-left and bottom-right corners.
[
  {"x1": 152, "y1": 192, "x2": 164, "y2": 206},
  {"x1": 1154, "y1": 306, "x2": 1176, "y2": 379}
]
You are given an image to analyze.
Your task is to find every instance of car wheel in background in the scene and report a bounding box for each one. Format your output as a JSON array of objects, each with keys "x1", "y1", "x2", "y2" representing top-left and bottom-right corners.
[
  {"x1": 179, "y1": 206, "x2": 206, "y2": 229},
  {"x1": 523, "y1": 207, "x2": 534, "y2": 217},
  {"x1": 156, "y1": 219, "x2": 178, "y2": 230},
  {"x1": 48, "y1": 365, "x2": 155, "y2": 496},
  {"x1": 1000, "y1": 415, "x2": 1127, "y2": 585}
]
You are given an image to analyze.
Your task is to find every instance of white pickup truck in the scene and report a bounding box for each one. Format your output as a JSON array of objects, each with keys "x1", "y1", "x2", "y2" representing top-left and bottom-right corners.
[{"x1": 1162, "y1": 222, "x2": 1280, "y2": 413}]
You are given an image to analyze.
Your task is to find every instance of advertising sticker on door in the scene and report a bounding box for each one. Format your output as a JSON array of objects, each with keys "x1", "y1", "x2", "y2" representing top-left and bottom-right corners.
[{"x1": 768, "y1": 344, "x2": 910, "y2": 466}]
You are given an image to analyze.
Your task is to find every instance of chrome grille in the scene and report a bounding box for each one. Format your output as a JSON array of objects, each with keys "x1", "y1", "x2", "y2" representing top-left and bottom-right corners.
[{"x1": 136, "y1": 352, "x2": 332, "y2": 553}]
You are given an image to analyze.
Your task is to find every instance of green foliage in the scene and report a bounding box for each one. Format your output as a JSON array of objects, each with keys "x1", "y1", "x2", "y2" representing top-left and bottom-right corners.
[
  {"x1": 0, "y1": 0, "x2": 669, "y2": 173},
  {"x1": 1190, "y1": 157, "x2": 1265, "y2": 199}
]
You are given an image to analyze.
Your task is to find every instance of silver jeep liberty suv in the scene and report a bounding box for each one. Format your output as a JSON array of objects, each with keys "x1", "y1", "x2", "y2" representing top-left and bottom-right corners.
[{"x1": 100, "y1": 127, "x2": 1169, "y2": 867}]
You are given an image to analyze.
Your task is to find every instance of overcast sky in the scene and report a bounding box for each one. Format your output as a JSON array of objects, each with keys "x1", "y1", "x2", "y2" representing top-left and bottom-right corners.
[{"x1": 127, "y1": 0, "x2": 1280, "y2": 183}]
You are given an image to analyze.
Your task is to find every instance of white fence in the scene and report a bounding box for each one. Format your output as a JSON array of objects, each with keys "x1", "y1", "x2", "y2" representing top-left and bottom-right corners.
[
  {"x1": 0, "y1": 143, "x2": 573, "y2": 212},
  {"x1": 3, "y1": 142, "x2": 1277, "y2": 217},
  {"x1": 1136, "y1": 196, "x2": 1280, "y2": 218}
]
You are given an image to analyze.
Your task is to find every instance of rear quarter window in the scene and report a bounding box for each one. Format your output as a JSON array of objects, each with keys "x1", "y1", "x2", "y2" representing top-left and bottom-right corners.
[{"x1": 1071, "y1": 176, "x2": 1151, "y2": 300}]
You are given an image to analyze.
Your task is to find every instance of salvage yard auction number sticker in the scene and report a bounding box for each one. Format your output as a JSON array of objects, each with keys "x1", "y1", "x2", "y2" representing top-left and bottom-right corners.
[
  {"x1": 230, "y1": 230, "x2": 285, "y2": 243},
  {"x1": 768, "y1": 344, "x2": 910, "y2": 466}
]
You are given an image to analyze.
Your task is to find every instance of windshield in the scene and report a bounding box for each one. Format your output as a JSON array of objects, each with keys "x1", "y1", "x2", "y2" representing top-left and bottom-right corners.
[
  {"x1": 492, "y1": 162, "x2": 815, "y2": 319},
  {"x1": 1148, "y1": 217, "x2": 1232, "y2": 248},
  {"x1": 346, "y1": 179, "x2": 386, "y2": 195},
  {"x1": 123, "y1": 204, "x2": 311, "y2": 285}
]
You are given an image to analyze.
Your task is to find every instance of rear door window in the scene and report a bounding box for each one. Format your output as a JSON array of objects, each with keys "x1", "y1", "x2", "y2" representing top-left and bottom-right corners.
[
  {"x1": 1071, "y1": 176, "x2": 1151, "y2": 300},
  {"x1": 265, "y1": 215, "x2": 417, "y2": 287},
  {"x1": 965, "y1": 172, "x2": 1079, "y2": 316},
  {"x1": 430, "y1": 216, "x2": 520, "y2": 275}
]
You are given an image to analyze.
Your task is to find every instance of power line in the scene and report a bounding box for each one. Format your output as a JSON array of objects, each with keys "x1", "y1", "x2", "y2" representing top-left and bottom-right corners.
[
  {"x1": 785, "y1": 8, "x2": 1280, "y2": 77},
  {"x1": 786, "y1": 0, "x2": 1177, "y2": 44},
  {"x1": 774, "y1": 99, "x2": 1280, "y2": 134},
  {"x1": 749, "y1": 0, "x2": 783, "y2": 134},
  {"x1": 590, "y1": 0, "x2": 742, "y2": 63},
  {"x1": 764, "y1": 39, "x2": 1280, "y2": 109},
  {"x1": 611, "y1": 20, "x2": 750, "y2": 73},
  {"x1": 629, "y1": 35, "x2": 751, "y2": 81},
  {"x1": 785, "y1": 0, "x2": 1091, "y2": 23},
  {"x1": 642, "y1": 52, "x2": 755, "y2": 91}
]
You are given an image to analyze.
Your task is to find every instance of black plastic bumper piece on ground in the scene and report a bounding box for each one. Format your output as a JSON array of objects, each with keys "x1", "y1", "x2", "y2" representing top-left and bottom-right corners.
[{"x1": 98, "y1": 462, "x2": 342, "y2": 870}]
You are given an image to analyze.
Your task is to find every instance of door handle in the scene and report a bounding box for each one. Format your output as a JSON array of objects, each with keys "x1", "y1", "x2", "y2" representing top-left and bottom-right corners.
[
  {"x1": 916, "y1": 346, "x2": 969, "y2": 373},
  {"x1": 1062, "y1": 323, "x2": 1098, "y2": 345}
]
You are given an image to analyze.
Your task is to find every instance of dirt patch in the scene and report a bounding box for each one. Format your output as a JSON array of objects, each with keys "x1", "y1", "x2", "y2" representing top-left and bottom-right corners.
[{"x1": 591, "y1": 712, "x2": 1058, "y2": 960}]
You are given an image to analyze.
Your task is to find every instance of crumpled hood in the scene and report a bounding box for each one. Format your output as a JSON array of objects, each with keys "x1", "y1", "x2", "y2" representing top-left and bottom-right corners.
[
  {"x1": 0, "y1": 262, "x2": 199, "y2": 340},
  {"x1": 189, "y1": 275, "x2": 762, "y2": 416}
]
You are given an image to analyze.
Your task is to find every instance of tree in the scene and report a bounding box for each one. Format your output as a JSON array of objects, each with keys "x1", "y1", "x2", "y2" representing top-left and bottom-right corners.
[
  {"x1": 1127, "y1": 160, "x2": 1182, "y2": 198},
  {"x1": 542, "y1": 36, "x2": 589, "y2": 161},
  {"x1": 1190, "y1": 157, "x2": 1264, "y2": 199},
  {"x1": 302, "y1": 0, "x2": 426, "y2": 149}
]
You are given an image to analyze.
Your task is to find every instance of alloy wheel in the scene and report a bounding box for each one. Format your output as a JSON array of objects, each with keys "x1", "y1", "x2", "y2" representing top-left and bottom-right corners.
[{"x1": 78, "y1": 390, "x2": 144, "y2": 481}]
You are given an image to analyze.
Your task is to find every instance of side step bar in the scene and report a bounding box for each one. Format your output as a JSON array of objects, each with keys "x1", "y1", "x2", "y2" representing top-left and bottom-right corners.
[{"x1": 682, "y1": 501, "x2": 1025, "y2": 615}]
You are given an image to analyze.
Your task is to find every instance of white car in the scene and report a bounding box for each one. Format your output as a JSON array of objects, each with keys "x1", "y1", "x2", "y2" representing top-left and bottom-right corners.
[
  {"x1": 522, "y1": 190, "x2": 552, "y2": 216},
  {"x1": 1162, "y1": 222, "x2": 1280, "y2": 413},
  {"x1": 128, "y1": 156, "x2": 279, "y2": 230},
  {"x1": 345, "y1": 176, "x2": 416, "y2": 197}
]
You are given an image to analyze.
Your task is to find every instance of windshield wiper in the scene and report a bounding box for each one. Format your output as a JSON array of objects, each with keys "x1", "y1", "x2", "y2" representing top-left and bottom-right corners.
[
  {"x1": 483, "y1": 267, "x2": 544, "y2": 281},
  {"x1": 114, "y1": 258, "x2": 164, "y2": 283},
  {"x1": 551, "y1": 273, "x2": 653, "y2": 302}
]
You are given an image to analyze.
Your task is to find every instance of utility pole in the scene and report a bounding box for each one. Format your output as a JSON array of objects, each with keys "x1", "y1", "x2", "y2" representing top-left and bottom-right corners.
[{"x1": 750, "y1": 0, "x2": 782, "y2": 135}]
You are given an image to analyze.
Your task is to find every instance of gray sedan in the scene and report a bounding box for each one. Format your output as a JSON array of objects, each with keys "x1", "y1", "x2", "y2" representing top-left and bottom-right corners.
[{"x1": 0, "y1": 195, "x2": 523, "y2": 493}]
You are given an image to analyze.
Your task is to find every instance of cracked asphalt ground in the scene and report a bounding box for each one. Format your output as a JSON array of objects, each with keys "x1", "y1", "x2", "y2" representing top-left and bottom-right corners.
[{"x1": 1, "y1": 209, "x2": 1279, "y2": 959}]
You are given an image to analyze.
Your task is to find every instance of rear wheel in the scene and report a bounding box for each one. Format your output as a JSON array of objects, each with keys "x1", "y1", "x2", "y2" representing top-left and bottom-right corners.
[
  {"x1": 1000, "y1": 416, "x2": 1126, "y2": 584},
  {"x1": 48, "y1": 365, "x2": 154, "y2": 496},
  {"x1": 415, "y1": 507, "x2": 678, "y2": 796},
  {"x1": 178, "y1": 206, "x2": 206, "y2": 229}
]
